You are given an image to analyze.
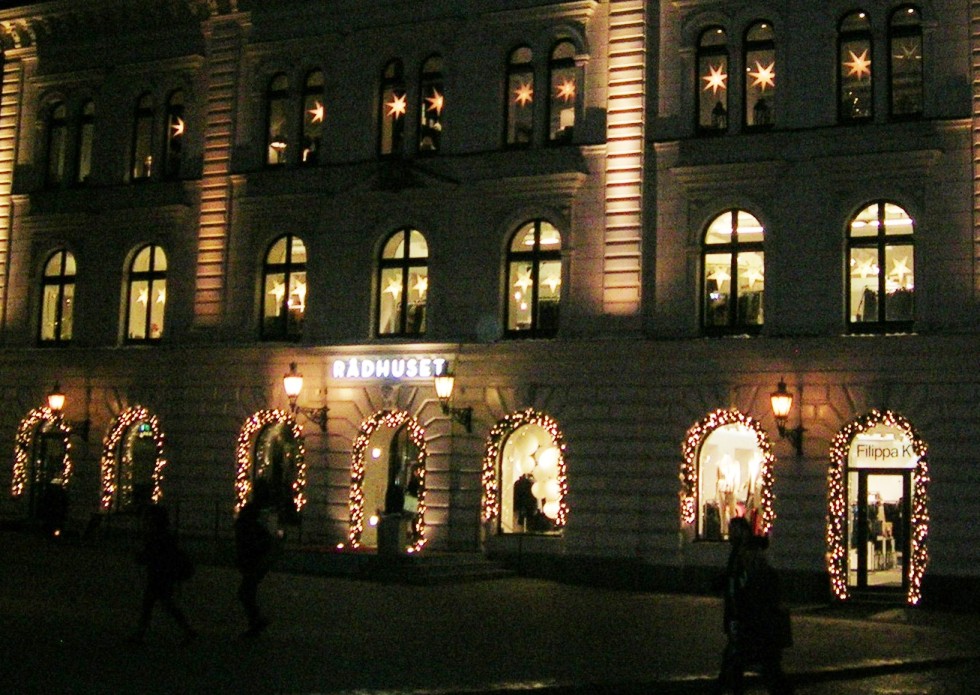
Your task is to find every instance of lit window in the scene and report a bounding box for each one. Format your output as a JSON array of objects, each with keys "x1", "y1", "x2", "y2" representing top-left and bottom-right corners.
[
  {"x1": 744, "y1": 22, "x2": 776, "y2": 129},
  {"x1": 378, "y1": 60, "x2": 406, "y2": 157},
  {"x1": 548, "y1": 41, "x2": 579, "y2": 143},
  {"x1": 45, "y1": 102, "x2": 67, "y2": 187},
  {"x1": 126, "y1": 244, "x2": 167, "y2": 343},
  {"x1": 76, "y1": 100, "x2": 95, "y2": 185},
  {"x1": 847, "y1": 201, "x2": 914, "y2": 331},
  {"x1": 107, "y1": 413, "x2": 161, "y2": 512},
  {"x1": 164, "y1": 90, "x2": 184, "y2": 179},
  {"x1": 301, "y1": 70, "x2": 324, "y2": 165},
  {"x1": 505, "y1": 220, "x2": 562, "y2": 338},
  {"x1": 505, "y1": 46, "x2": 535, "y2": 147},
  {"x1": 131, "y1": 93, "x2": 155, "y2": 180},
  {"x1": 839, "y1": 11, "x2": 873, "y2": 122},
  {"x1": 889, "y1": 5, "x2": 922, "y2": 119},
  {"x1": 377, "y1": 228, "x2": 427, "y2": 336},
  {"x1": 39, "y1": 250, "x2": 75, "y2": 345},
  {"x1": 702, "y1": 210, "x2": 765, "y2": 333},
  {"x1": 262, "y1": 235, "x2": 307, "y2": 341},
  {"x1": 418, "y1": 55, "x2": 444, "y2": 154},
  {"x1": 253, "y1": 421, "x2": 303, "y2": 513},
  {"x1": 497, "y1": 421, "x2": 565, "y2": 534},
  {"x1": 266, "y1": 74, "x2": 289, "y2": 165},
  {"x1": 697, "y1": 27, "x2": 729, "y2": 132}
]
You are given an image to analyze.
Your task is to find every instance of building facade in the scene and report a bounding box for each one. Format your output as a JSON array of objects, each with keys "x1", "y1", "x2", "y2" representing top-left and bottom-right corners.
[{"x1": 0, "y1": 0, "x2": 977, "y2": 606}]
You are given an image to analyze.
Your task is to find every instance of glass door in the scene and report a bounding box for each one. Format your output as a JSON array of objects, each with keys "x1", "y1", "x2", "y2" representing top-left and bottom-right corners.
[{"x1": 847, "y1": 470, "x2": 910, "y2": 591}]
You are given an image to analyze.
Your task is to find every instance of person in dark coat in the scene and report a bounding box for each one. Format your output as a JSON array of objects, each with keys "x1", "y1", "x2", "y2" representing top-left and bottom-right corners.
[
  {"x1": 130, "y1": 505, "x2": 196, "y2": 645},
  {"x1": 235, "y1": 479, "x2": 279, "y2": 637},
  {"x1": 714, "y1": 518, "x2": 793, "y2": 694}
]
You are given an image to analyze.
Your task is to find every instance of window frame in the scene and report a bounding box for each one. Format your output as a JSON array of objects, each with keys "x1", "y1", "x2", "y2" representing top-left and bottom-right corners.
[
  {"x1": 38, "y1": 249, "x2": 75, "y2": 346},
  {"x1": 376, "y1": 228, "x2": 428, "y2": 337},
  {"x1": 838, "y1": 10, "x2": 874, "y2": 123},
  {"x1": 163, "y1": 90, "x2": 184, "y2": 180},
  {"x1": 743, "y1": 21, "x2": 776, "y2": 130},
  {"x1": 696, "y1": 26, "x2": 730, "y2": 134},
  {"x1": 265, "y1": 73, "x2": 290, "y2": 166},
  {"x1": 44, "y1": 101, "x2": 68, "y2": 188},
  {"x1": 888, "y1": 5, "x2": 923, "y2": 120},
  {"x1": 417, "y1": 55, "x2": 444, "y2": 155},
  {"x1": 547, "y1": 40, "x2": 579, "y2": 144},
  {"x1": 504, "y1": 46, "x2": 535, "y2": 148},
  {"x1": 700, "y1": 209, "x2": 765, "y2": 336},
  {"x1": 124, "y1": 244, "x2": 167, "y2": 344},
  {"x1": 300, "y1": 69, "x2": 324, "y2": 165},
  {"x1": 378, "y1": 59, "x2": 407, "y2": 158},
  {"x1": 131, "y1": 93, "x2": 155, "y2": 181},
  {"x1": 504, "y1": 220, "x2": 562, "y2": 339},
  {"x1": 75, "y1": 100, "x2": 95, "y2": 186},
  {"x1": 260, "y1": 234, "x2": 307, "y2": 342},
  {"x1": 846, "y1": 201, "x2": 915, "y2": 333}
]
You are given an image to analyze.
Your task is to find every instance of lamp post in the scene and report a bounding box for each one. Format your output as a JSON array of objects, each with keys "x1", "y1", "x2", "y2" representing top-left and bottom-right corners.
[
  {"x1": 770, "y1": 378, "x2": 804, "y2": 456},
  {"x1": 434, "y1": 369, "x2": 472, "y2": 433},
  {"x1": 46, "y1": 382, "x2": 90, "y2": 441},
  {"x1": 282, "y1": 363, "x2": 327, "y2": 431}
]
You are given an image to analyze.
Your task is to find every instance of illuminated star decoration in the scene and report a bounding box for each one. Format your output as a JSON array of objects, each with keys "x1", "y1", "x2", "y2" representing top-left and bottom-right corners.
[
  {"x1": 156, "y1": 288, "x2": 166, "y2": 305},
  {"x1": 413, "y1": 275, "x2": 428, "y2": 297},
  {"x1": 844, "y1": 49, "x2": 871, "y2": 80},
  {"x1": 894, "y1": 41, "x2": 921, "y2": 62},
  {"x1": 386, "y1": 93, "x2": 407, "y2": 119},
  {"x1": 745, "y1": 268, "x2": 764, "y2": 288},
  {"x1": 853, "y1": 258, "x2": 877, "y2": 279},
  {"x1": 425, "y1": 90, "x2": 444, "y2": 115},
  {"x1": 513, "y1": 271, "x2": 533, "y2": 294},
  {"x1": 384, "y1": 278, "x2": 403, "y2": 298},
  {"x1": 514, "y1": 81, "x2": 533, "y2": 107},
  {"x1": 702, "y1": 63, "x2": 728, "y2": 94},
  {"x1": 136, "y1": 288, "x2": 149, "y2": 305},
  {"x1": 555, "y1": 78, "x2": 576, "y2": 102},
  {"x1": 269, "y1": 281, "x2": 286, "y2": 303},
  {"x1": 308, "y1": 101, "x2": 324, "y2": 123},
  {"x1": 708, "y1": 268, "x2": 731, "y2": 284},
  {"x1": 890, "y1": 256, "x2": 912, "y2": 283},
  {"x1": 171, "y1": 117, "x2": 185, "y2": 137},
  {"x1": 749, "y1": 61, "x2": 775, "y2": 91}
]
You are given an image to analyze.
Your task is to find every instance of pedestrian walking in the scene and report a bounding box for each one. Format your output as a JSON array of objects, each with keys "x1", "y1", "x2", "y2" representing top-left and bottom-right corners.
[
  {"x1": 129, "y1": 504, "x2": 196, "y2": 645},
  {"x1": 713, "y1": 517, "x2": 794, "y2": 695},
  {"x1": 235, "y1": 479, "x2": 280, "y2": 638}
]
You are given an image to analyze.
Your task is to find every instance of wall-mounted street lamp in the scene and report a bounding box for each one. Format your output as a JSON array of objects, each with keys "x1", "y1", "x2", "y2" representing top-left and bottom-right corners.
[
  {"x1": 282, "y1": 363, "x2": 327, "y2": 432},
  {"x1": 433, "y1": 369, "x2": 472, "y2": 433},
  {"x1": 770, "y1": 378, "x2": 805, "y2": 456},
  {"x1": 46, "y1": 382, "x2": 90, "y2": 442}
]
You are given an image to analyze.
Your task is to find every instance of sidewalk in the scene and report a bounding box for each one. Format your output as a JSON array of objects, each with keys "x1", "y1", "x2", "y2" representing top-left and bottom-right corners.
[{"x1": 0, "y1": 530, "x2": 976, "y2": 694}]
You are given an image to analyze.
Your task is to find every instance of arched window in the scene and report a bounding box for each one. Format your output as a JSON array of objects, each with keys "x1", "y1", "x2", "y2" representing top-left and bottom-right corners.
[
  {"x1": 39, "y1": 250, "x2": 75, "y2": 345},
  {"x1": 505, "y1": 46, "x2": 535, "y2": 147},
  {"x1": 498, "y1": 421, "x2": 565, "y2": 533},
  {"x1": 76, "y1": 100, "x2": 95, "y2": 185},
  {"x1": 301, "y1": 69, "x2": 324, "y2": 165},
  {"x1": 839, "y1": 11, "x2": 873, "y2": 122},
  {"x1": 378, "y1": 60, "x2": 407, "y2": 157},
  {"x1": 100, "y1": 406, "x2": 166, "y2": 513},
  {"x1": 262, "y1": 235, "x2": 307, "y2": 341},
  {"x1": 235, "y1": 410, "x2": 307, "y2": 518},
  {"x1": 847, "y1": 201, "x2": 914, "y2": 331},
  {"x1": 889, "y1": 5, "x2": 923, "y2": 119},
  {"x1": 125, "y1": 244, "x2": 167, "y2": 343},
  {"x1": 377, "y1": 228, "x2": 428, "y2": 336},
  {"x1": 266, "y1": 74, "x2": 289, "y2": 165},
  {"x1": 548, "y1": 41, "x2": 579, "y2": 143},
  {"x1": 744, "y1": 21, "x2": 776, "y2": 129},
  {"x1": 505, "y1": 220, "x2": 562, "y2": 337},
  {"x1": 45, "y1": 102, "x2": 67, "y2": 187},
  {"x1": 702, "y1": 210, "x2": 765, "y2": 333},
  {"x1": 418, "y1": 55, "x2": 445, "y2": 154},
  {"x1": 131, "y1": 93, "x2": 155, "y2": 180},
  {"x1": 697, "y1": 27, "x2": 729, "y2": 132},
  {"x1": 163, "y1": 90, "x2": 184, "y2": 179}
]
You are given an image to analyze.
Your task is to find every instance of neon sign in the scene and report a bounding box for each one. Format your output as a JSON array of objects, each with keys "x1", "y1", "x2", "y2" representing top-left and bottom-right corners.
[{"x1": 332, "y1": 356, "x2": 447, "y2": 381}]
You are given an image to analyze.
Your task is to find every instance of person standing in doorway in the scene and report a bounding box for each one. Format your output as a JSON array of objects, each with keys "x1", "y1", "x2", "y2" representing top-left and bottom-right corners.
[{"x1": 235, "y1": 478, "x2": 279, "y2": 638}]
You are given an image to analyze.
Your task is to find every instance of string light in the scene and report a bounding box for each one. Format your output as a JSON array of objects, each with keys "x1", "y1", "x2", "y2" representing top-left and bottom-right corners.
[
  {"x1": 348, "y1": 410, "x2": 428, "y2": 552},
  {"x1": 827, "y1": 409, "x2": 929, "y2": 605},
  {"x1": 11, "y1": 408, "x2": 71, "y2": 498},
  {"x1": 235, "y1": 409, "x2": 307, "y2": 515},
  {"x1": 481, "y1": 408, "x2": 569, "y2": 528},
  {"x1": 99, "y1": 406, "x2": 166, "y2": 511},
  {"x1": 679, "y1": 408, "x2": 776, "y2": 535}
]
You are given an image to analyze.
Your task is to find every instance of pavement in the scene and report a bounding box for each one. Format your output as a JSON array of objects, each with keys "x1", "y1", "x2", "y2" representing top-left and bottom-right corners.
[{"x1": 1, "y1": 529, "x2": 978, "y2": 694}]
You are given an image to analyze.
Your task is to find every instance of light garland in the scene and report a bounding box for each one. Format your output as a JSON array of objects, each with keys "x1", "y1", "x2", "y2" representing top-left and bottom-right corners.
[
  {"x1": 235, "y1": 409, "x2": 307, "y2": 515},
  {"x1": 347, "y1": 409, "x2": 428, "y2": 552},
  {"x1": 99, "y1": 406, "x2": 166, "y2": 511},
  {"x1": 827, "y1": 409, "x2": 929, "y2": 605},
  {"x1": 481, "y1": 408, "x2": 569, "y2": 529},
  {"x1": 11, "y1": 408, "x2": 71, "y2": 498},
  {"x1": 679, "y1": 408, "x2": 776, "y2": 536}
]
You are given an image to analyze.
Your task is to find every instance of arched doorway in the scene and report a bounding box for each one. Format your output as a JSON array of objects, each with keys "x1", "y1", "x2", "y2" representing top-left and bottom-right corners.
[
  {"x1": 11, "y1": 408, "x2": 72, "y2": 532},
  {"x1": 100, "y1": 406, "x2": 166, "y2": 513},
  {"x1": 828, "y1": 410, "x2": 929, "y2": 605},
  {"x1": 235, "y1": 410, "x2": 307, "y2": 520},
  {"x1": 348, "y1": 410, "x2": 427, "y2": 552}
]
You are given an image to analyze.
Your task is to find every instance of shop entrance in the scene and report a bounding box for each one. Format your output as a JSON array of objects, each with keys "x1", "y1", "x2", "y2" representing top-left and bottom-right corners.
[
  {"x1": 28, "y1": 423, "x2": 67, "y2": 520},
  {"x1": 847, "y1": 469, "x2": 910, "y2": 592},
  {"x1": 361, "y1": 424, "x2": 422, "y2": 549}
]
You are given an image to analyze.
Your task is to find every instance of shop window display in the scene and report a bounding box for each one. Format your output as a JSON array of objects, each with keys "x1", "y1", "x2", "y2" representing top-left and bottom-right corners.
[
  {"x1": 39, "y1": 249, "x2": 75, "y2": 345},
  {"x1": 847, "y1": 201, "x2": 914, "y2": 332},
  {"x1": 377, "y1": 228, "x2": 428, "y2": 337},
  {"x1": 702, "y1": 209, "x2": 764, "y2": 334},
  {"x1": 261, "y1": 235, "x2": 307, "y2": 341},
  {"x1": 125, "y1": 244, "x2": 167, "y2": 343},
  {"x1": 505, "y1": 220, "x2": 562, "y2": 338},
  {"x1": 99, "y1": 406, "x2": 166, "y2": 513}
]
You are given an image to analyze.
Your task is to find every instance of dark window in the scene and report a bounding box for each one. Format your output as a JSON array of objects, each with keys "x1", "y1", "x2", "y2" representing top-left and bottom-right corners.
[
  {"x1": 889, "y1": 5, "x2": 923, "y2": 119},
  {"x1": 377, "y1": 228, "x2": 428, "y2": 336},
  {"x1": 76, "y1": 100, "x2": 94, "y2": 185},
  {"x1": 702, "y1": 210, "x2": 765, "y2": 334},
  {"x1": 266, "y1": 74, "x2": 289, "y2": 165},
  {"x1": 39, "y1": 250, "x2": 75, "y2": 345},
  {"x1": 505, "y1": 220, "x2": 562, "y2": 338},
  {"x1": 847, "y1": 202, "x2": 914, "y2": 332},
  {"x1": 261, "y1": 235, "x2": 307, "y2": 341},
  {"x1": 45, "y1": 102, "x2": 67, "y2": 187},
  {"x1": 131, "y1": 93, "x2": 155, "y2": 180}
]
